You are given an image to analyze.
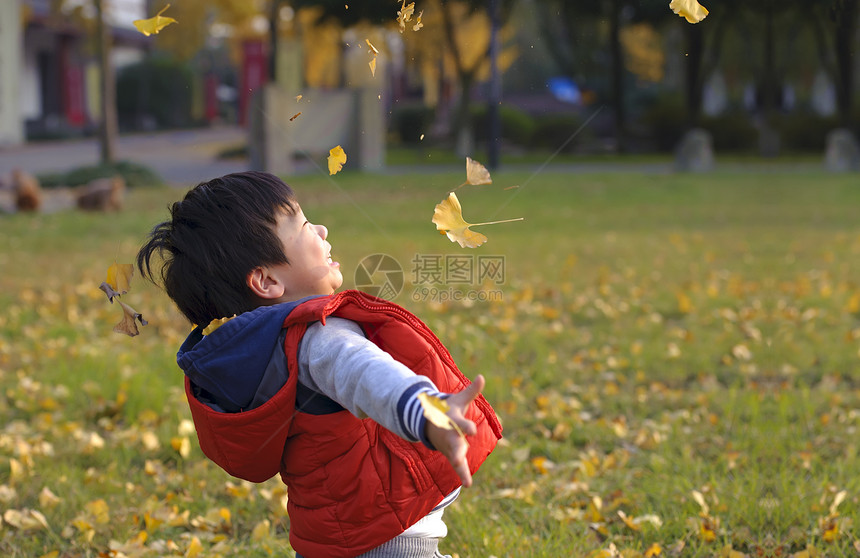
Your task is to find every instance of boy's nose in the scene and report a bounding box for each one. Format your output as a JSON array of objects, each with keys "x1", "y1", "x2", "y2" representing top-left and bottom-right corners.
[{"x1": 316, "y1": 224, "x2": 328, "y2": 240}]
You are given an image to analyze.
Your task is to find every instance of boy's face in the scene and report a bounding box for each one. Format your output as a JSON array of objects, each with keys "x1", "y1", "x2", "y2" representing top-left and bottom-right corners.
[{"x1": 269, "y1": 206, "x2": 343, "y2": 300}]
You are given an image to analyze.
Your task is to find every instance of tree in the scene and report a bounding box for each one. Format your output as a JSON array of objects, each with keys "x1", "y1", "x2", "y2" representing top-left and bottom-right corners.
[
  {"x1": 806, "y1": 0, "x2": 859, "y2": 127},
  {"x1": 94, "y1": 0, "x2": 118, "y2": 164},
  {"x1": 536, "y1": 0, "x2": 668, "y2": 152},
  {"x1": 437, "y1": 0, "x2": 516, "y2": 156}
]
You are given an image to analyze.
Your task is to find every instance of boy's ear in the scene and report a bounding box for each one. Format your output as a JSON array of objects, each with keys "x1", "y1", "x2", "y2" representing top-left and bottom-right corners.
[{"x1": 247, "y1": 267, "x2": 286, "y2": 300}]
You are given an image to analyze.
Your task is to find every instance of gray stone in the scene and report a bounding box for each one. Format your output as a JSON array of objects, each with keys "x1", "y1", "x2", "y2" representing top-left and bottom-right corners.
[
  {"x1": 674, "y1": 128, "x2": 714, "y2": 172},
  {"x1": 825, "y1": 129, "x2": 860, "y2": 172}
]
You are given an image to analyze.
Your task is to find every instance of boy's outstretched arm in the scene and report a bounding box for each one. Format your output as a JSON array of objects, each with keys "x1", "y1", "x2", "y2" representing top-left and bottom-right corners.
[{"x1": 425, "y1": 375, "x2": 486, "y2": 488}]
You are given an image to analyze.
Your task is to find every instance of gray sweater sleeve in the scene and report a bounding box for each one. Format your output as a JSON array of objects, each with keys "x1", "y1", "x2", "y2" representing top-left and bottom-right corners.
[{"x1": 297, "y1": 317, "x2": 442, "y2": 445}]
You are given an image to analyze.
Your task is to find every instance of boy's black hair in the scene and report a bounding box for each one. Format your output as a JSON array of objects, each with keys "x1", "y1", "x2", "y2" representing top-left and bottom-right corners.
[{"x1": 137, "y1": 171, "x2": 298, "y2": 326}]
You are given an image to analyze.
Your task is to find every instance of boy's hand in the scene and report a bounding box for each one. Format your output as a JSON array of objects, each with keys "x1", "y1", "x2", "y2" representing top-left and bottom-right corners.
[{"x1": 425, "y1": 375, "x2": 485, "y2": 488}]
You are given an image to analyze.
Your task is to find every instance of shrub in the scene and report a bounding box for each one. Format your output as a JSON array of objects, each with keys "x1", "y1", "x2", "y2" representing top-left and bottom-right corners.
[
  {"x1": 772, "y1": 112, "x2": 840, "y2": 152},
  {"x1": 389, "y1": 102, "x2": 435, "y2": 144},
  {"x1": 38, "y1": 161, "x2": 164, "y2": 189},
  {"x1": 470, "y1": 104, "x2": 537, "y2": 147},
  {"x1": 700, "y1": 112, "x2": 758, "y2": 152},
  {"x1": 531, "y1": 113, "x2": 590, "y2": 152},
  {"x1": 640, "y1": 93, "x2": 687, "y2": 152},
  {"x1": 117, "y1": 56, "x2": 194, "y2": 130}
]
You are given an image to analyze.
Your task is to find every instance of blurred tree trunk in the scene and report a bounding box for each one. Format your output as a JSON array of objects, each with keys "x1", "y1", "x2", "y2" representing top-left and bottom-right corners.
[
  {"x1": 609, "y1": 0, "x2": 625, "y2": 153},
  {"x1": 685, "y1": 25, "x2": 704, "y2": 128},
  {"x1": 95, "y1": 0, "x2": 118, "y2": 164},
  {"x1": 833, "y1": 0, "x2": 858, "y2": 125},
  {"x1": 440, "y1": 2, "x2": 482, "y2": 157}
]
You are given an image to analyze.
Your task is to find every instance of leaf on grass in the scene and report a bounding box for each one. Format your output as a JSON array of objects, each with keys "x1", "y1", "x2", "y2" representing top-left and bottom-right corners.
[
  {"x1": 829, "y1": 490, "x2": 848, "y2": 515},
  {"x1": 114, "y1": 301, "x2": 148, "y2": 337},
  {"x1": 466, "y1": 157, "x2": 493, "y2": 185},
  {"x1": 328, "y1": 145, "x2": 347, "y2": 175},
  {"x1": 416, "y1": 392, "x2": 463, "y2": 438},
  {"x1": 669, "y1": 0, "x2": 709, "y2": 24},
  {"x1": 4, "y1": 508, "x2": 49, "y2": 531},
  {"x1": 644, "y1": 543, "x2": 662, "y2": 557},
  {"x1": 133, "y1": 4, "x2": 178, "y2": 36},
  {"x1": 432, "y1": 192, "x2": 523, "y2": 248}
]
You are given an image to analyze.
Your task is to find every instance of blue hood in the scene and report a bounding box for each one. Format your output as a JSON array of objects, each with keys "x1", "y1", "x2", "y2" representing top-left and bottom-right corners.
[{"x1": 176, "y1": 296, "x2": 323, "y2": 412}]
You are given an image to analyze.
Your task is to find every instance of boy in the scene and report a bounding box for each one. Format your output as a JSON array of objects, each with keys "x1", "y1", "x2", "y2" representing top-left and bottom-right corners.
[{"x1": 137, "y1": 171, "x2": 502, "y2": 558}]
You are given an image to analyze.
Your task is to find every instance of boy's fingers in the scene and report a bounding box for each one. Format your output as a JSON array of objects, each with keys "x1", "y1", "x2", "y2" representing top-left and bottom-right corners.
[{"x1": 459, "y1": 374, "x2": 485, "y2": 404}]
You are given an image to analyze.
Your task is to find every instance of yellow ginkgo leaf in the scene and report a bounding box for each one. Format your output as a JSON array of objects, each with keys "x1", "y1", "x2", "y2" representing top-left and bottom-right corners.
[
  {"x1": 133, "y1": 4, "x2": 178, "y2": 36},
  {"x1": 432, "y1": 192, "x2": 523, "y2": 248},
  {"x1": 397, "y1": 1, "x2": 416, "y2": 33},
  {"x1": 466, "y1": 157, "x2": 493, "y2": 185},
  {"x1": 202, "y1": 315, "x2": 236, "y2": 336},
  {"x1": 114, "y1": 301, "x2": 148, "y2": 337},
  {"x1": 328, "y1": 145, "x2": 347, "y2": 175},
  {"x1": 365, "y1": 38, "x2": 379, "y2": 56},
  {"x1": 413, "y1": 10, "x2": 424, "y2": 31},
  {"x1": 106, "y1": 262, "x2": 134, "y2": 295},
  {"x1": 369, "y1": 57, "x2": 377, "y2": 77},
  {"x1": 669, "y1": 0, "x2": 709, "y2": 24},
  {"x1": 644, "y1": 543, "x2": 662, "y2": 557},
  {"x1": 416, "y1": 392, "x2": 463, "y2": 438}
]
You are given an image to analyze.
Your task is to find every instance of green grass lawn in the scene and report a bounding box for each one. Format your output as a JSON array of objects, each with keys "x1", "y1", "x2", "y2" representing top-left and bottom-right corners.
[{"x1": 0, "y1": 169, "x2": 859, "y2": 557}]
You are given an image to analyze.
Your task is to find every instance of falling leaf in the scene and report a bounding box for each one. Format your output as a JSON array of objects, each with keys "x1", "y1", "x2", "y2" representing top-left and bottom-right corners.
[
  {"x1": 432, "y1": 192, "x2": 523, "y2": 248},
  {"x1": 295, "y1": 94, "x2": 303, "y2": 102},
  {"x1": 416, "y1": 392, "x2": 463, "y2": 438},
  {"x1": 290, "y1": 112, "x2": 302, "y2": 121},
  {"x1": 328, "y1": 145, "x2": 347, "y2": 175},
  {"x1": 114, "y1": 301, "x2": 148, "y2": 337},
  {"x1": 397, "y1": 1, "x2": 416, "y2": 33},
  {"x1": 420, "y1": 134, "x2": 425, "y2": 141},
  {"x1": 366, "y1": 39, "x2": 379, "y2": 76},
  {"x1": 413, "y1": 10, "x2": 424, "y2": 31},
  {"x1": 669, "y1": 0, "x2": 709, "y2": 24},
  {"x1": 466, "y1": 157, "x2": 493, "y2": 185},
  {"x1": 104, "y1": 262, "x2": 134, "y2": 299},
  {"x1": 133, "y1": 4, "x2": 178, "y2": 36}
]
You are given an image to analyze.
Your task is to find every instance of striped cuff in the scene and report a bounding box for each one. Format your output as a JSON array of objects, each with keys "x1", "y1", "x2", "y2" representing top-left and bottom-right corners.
[{"x1": 396, "y1": 381, "x2": 444, "y2": 450}]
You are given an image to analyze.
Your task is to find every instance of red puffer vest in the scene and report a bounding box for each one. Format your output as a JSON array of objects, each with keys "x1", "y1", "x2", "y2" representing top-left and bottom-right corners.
[{"x1": 185, "y1": 290, "x2": 502, "y2": 558}]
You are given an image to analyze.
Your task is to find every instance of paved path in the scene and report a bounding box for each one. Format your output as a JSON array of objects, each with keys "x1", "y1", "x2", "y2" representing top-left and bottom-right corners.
[
  {"x1": 0, "y1": 125, "x2": 833, "y2": 191},
  {"x1": 0, "y1": 126, "x2": 250, "y2": 187}
]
